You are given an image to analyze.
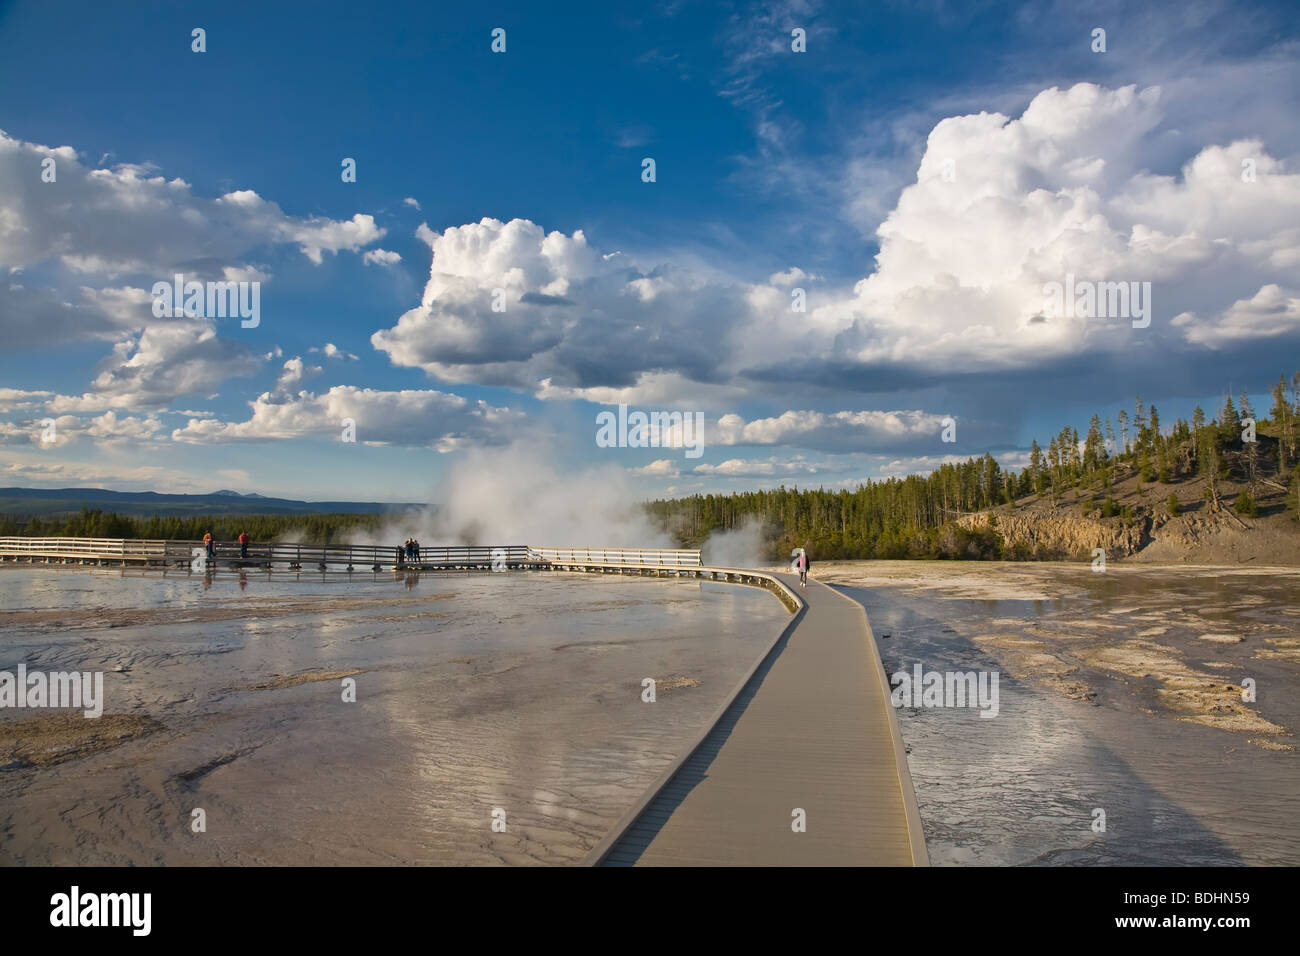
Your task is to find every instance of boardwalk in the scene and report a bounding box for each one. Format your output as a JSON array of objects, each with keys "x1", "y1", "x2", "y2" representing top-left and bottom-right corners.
[
  {"x1": 0, "y1": 538, "x2": 701, "y2": 572},
  {"x1": 4, "y1": 538, "x2": 921, "y2": 864},
  {"x1": 589, "y1": 575, "x2": 927, "y2": 866}
]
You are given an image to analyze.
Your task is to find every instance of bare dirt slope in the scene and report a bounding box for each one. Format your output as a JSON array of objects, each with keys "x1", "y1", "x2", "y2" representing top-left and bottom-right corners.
[{"x1": 959, "y1": 466, "x2": 1300, "y2": 565}]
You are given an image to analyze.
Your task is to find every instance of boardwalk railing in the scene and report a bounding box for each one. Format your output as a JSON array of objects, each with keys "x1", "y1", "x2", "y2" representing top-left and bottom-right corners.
[
  {"x1": 0, "y1": 537, "x2": 701, "y2": 570},
  {"x1": 526, "y1": 546, "x2": 700, "y2": 567},
  {"x1": 0, "y1": 536, "x2": 170, "y2": 560}
]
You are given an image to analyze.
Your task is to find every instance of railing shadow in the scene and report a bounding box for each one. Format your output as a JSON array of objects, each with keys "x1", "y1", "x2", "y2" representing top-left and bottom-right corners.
[{"x1": 598, "y1": 603, "x2": 804, "y2": 866}]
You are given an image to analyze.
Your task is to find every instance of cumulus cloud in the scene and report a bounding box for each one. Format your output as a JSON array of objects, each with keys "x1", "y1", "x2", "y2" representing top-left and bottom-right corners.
[
  {"x1": 876, "y1": 454, "x2": 967, "y2": 478},
  {"x1": 0, "y1": 388, "x2": 52, "y2": 412},
  {"x1": 271, "y1": 357, "x2": 322, "y2": 396},
  {"x1": 712, "y1": 408, "x2": 950, "y2": 453},
  {"x1": 1170, "y1": 283, "x2": 1300, "y2": 347},
  {"x1": 372, "y1": 217, "x2": 754, "y2": 390},
  {"x1": 363, "y1": 248, "x2": 402, "y2": 267},
  {"x1": 46, "y1": 321, "x2": 263, "y2": 411},
  {"x1": 171, "y1": 385, "x2": 527, "y2": 448},
  {"x1": 0, "y1": 410, "x2": 164, "y2": 447},
  {"x1": 0, "y1": 129, "x2": 385, "y2": 347},
  {"x1": 371, "y1": 83, "x2": 1299, "y2": 412},
  {"x1": 768, "y1": 266, "x2": 814, "y2": 286},
  {"x1": 633, "y1": 459, "x2": 681, "y2": 477},
  {"x1": 310, "y1": 342, "x2": 360, "y2": 360},
  {"x1": 534, "y1": 371, "x2": 749, "y2": 408},
  {"x1": 828, "y1": 84, "x2": 1300, "y2": 374},
  {"x1": 0, "y1": 131, "x2": 384, "y2": 273},
  {"x1": 691, "y1": 456, "x2": 821, "y2": 478}
]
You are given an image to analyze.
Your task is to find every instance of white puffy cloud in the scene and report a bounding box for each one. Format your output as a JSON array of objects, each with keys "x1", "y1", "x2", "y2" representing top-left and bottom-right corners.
[
  {"x1": 692, "y1": 456, "x2": 821, "y2": 478},
  {"x1": 534, "y1": 371, "x2": 749, "y2": 408},
  {"x1": 831, "y1": 84, "x2": 1300, "y2": 371},
  {"x1": 1171, "y1": 283, "x2": 1300, "y2": 347},
  {"x1": 876, "y1": 454, "x2": 967, "y2": 478},
  {"x1": 0, "y1": 410, "x2": 164, "y2": 446},
  {"x1": 171, "y1": 385, "x2": 527, "y2": 449},
  {"x1": 633, "y1": 459, "x2": 681, "y2": 477},
  {"x1": 0, "y1": 128, "x2": 385, "y2": 347},
  {"x1": 768, "y1": 266, "x2": 814, "y2": 286},
  {"x1": 47, "y1": 321, "x2": 262, "y2": 411},
  {"x1": 372, "y1": 217, "x2": 757, "y2": 390},
  {"x1": 375, "y1": 86, "x2": 1299, "y2": 406},
  {"x1": 270, "y1": 357, "x2": 322, "y2": 396},
  {"x1": 363, "y1": 248, "x2": 402, "y2": 267},
  {"x1": 311, "y1": 342, "x2": 360, "y2": 361},
  {"x1": 712, "y1": 408, "x2": 950, "y2": 453},
  {"x1": 0, "y1": 131, "x2": 384, "y2": 274},
  {"x1": 0, "y1": 388, "x2": 52, "y2": 412}
]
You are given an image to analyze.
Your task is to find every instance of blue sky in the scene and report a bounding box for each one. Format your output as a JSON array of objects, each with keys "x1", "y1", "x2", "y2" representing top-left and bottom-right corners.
[{"x1": 1, "y1": 0, "x2": 1298, "y2": 502}]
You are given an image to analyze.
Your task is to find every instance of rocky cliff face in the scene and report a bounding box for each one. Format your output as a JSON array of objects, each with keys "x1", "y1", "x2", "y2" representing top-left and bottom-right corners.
[
  {"x1": 956, "y1": 508, "x2": 1151, "y2": 560},
  {"x1": 958, "y1": 504, "x2": 1300, "y2": 564}
]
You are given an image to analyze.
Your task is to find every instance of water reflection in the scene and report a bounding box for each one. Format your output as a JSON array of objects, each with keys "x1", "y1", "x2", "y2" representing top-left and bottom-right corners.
[
  {"x1": 836, "y1": 566, "x2": 1300, "y2": 866},
  {"x1": 0, "y1": 568, "x2": 789, "y2": 865}
]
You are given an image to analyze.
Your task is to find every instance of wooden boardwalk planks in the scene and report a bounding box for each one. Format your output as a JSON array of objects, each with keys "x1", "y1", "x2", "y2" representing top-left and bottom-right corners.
[{"x1": 592, "y1": 574, "x2": 927, "y2": 866}]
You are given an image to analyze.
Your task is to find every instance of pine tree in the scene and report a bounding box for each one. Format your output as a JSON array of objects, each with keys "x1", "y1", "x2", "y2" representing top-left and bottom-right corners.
[
  {"x1": 1240, "y1": 390, "x2": 1258, "y2": 492},
  {"x1": 1201, "y1": 436, "x2": 1222, "y2": 511},
  {"x1": 1084, "y1": 415, "x2": 1105, "y2": 474},
  {"x1": 1270, "y1": 377, "x2": 1295, "y2": 472},
  {"x1": 1221, "y1": 395, "x2": 1241, "y2": 445}
]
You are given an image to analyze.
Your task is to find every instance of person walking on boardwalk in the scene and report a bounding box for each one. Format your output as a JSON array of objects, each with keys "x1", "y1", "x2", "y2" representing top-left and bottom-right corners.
[
  {"x1": 237, "y1": 530, "x2": 249, "y2": 560},
  {"x1": 801, "y1": 546, "x2": 811, "y2": 586},
  {"x1": 203, "y1": 531, "x2": 214, "y2": 561},
  {"x1": 793, "y1": 547, "x2": 808, "y2": 587},
  {"x1": 412, "y1": 538, "x2": 421, "y2": 564}
]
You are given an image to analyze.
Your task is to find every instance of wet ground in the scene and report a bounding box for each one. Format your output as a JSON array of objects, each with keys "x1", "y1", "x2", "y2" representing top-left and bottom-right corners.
[
  {"x1": 819, "y1": 561, "x2": 1300, "y2": 866},
  {"x1": 0, "y1": 567, "x2": 789, "y2": 865}
]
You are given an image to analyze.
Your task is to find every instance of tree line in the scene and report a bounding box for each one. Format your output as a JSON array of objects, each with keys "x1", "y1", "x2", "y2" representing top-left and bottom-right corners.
[
  {"x1": 3, "y1": 372, "x2": 1298, "y2": 559},
  {"x1": 0, "y1": 510, "x2": 388, "y2": 544},
  {"x1": 646, "y1": 372, "x2": 1300, "y2": 561}
]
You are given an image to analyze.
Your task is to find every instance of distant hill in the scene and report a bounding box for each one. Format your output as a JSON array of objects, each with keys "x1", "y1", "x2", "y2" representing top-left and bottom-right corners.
[{"x1": 0, "y1": 487, "x2": 423, "y2": 518}]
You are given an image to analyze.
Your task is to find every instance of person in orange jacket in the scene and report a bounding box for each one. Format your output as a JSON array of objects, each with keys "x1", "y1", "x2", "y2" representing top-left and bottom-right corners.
[
  {"x1": 203, "y1": 531, "x2": 214, "y2": 560},
  {"x1": 237, "y1": 531, "x2": 249, "y2": 559}
]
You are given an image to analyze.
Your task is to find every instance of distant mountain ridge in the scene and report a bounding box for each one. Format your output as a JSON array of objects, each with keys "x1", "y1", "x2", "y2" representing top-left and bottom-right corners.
[{"x1": 0, "y1": 487, "x2": 423, "y2": 518}]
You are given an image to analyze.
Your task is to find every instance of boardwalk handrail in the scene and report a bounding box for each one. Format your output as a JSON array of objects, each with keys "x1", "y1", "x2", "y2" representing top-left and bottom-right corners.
[
  {"x1": 527, "y1": 546, "x2": 701, "y2": 567},
  {"x1": 0, "y1": 536, "x2": 169, "y2": 556},
  {"x1": 0, "y1": 536, "x2": 702, "y2": 569}
]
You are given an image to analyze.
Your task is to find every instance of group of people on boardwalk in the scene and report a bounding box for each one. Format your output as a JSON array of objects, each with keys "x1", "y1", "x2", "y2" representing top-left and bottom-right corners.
[
  {"x1": 201, "y1": 531, "x2": 251, "y2": 561},
  {"x1": 398, "y1": 538, "x2": 422, "y2": 565}
]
